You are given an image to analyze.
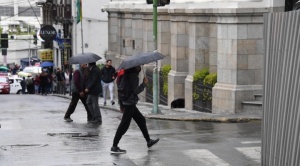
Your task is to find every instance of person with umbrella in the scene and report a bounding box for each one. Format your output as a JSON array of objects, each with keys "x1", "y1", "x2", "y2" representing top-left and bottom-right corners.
[
  {"x1": 64, "y1": 64, "x2": 92, "y2": 122},
  {"x1": 110, "y1": 65, "x2": 159, "y2": 154},
  {"x1": 84, "y1": 62, "x2": 102, "y2": 124}
]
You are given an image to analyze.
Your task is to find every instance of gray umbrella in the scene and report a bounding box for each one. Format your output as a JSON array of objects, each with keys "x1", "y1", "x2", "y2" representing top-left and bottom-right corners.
[
  {"x1": 69, "y1": 52, "x2": 101, "y2": 64},
  {"x1": 118, "y1": 51, "x2": 165, "y2": 70}
]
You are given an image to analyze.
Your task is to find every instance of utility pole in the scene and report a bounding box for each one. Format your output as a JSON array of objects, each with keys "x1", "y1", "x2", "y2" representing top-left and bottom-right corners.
[{"x1": 152, "y1": 0, "x2": 161, "y2": 114}]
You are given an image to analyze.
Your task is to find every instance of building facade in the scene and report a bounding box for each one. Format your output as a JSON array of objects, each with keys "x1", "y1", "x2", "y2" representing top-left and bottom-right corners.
[{"x1": 103, "y1": 0, "x2": 288, "y2": 114}]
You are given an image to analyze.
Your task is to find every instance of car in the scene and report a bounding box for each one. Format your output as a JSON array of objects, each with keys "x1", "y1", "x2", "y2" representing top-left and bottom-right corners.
[
  {"x1": 8, "y1": 76, "x2": 23, "y2": 94},
  {"x1": 0, "y1": 76, "x2": 10, "y2": 94}
]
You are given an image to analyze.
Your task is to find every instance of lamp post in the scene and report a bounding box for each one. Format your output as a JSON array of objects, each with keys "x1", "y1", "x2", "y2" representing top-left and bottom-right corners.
[{"x1": 152, "y1": 0, "x2": 161, "y2": 114}]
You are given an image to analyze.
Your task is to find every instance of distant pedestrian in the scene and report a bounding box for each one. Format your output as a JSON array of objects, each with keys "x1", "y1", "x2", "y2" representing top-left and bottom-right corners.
[
  {"x1": 64, "y1": 64, "x2": 92, "y2": 122},
  {"x1": 85, "y1": 62, "x2": 102, "y2": 124},
  {"x1": 26, "y1": 76, "x2": 34, "y2": 94},
  {"x1": 34, "y1": 75, "x2": 40, "y2": 94},
  {"x1": 20, "y1": 77, "x2": 26, "y2": 94},
  {"x1": 110, "y1": 66, "x2": 159, "y2": 154},
  {"x1": 56, "y1": 67, "x2": 65, "y2": 94},
  {"x1": 100, "y1": 59, "x2": 116, "y2": 106},
  {"x1": 39, "y1": 71, "x2": 49, "y2": 95}
]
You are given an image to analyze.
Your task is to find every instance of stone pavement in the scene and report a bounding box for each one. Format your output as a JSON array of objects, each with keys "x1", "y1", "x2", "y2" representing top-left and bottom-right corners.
[{"x1": 53, "y1": 94, "x2": 261, "y2": 123}]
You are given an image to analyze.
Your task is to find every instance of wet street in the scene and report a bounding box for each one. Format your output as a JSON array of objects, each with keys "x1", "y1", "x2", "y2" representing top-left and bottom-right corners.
[{"x1": 0, "y1": 95, "x2": 261, "y2": 166}]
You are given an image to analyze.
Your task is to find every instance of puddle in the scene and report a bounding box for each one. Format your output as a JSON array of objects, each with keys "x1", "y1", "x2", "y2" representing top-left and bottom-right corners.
[
  {"x1": 0, "y1": 144, "x2": 49, "y2": 150},
  {"x1": 47, "y1": 132, "x2": 99, "y2": 138}
]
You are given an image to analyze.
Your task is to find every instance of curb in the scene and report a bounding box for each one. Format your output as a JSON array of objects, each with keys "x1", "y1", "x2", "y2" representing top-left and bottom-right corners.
[{"x1": 51, "y1": 94, "x2": 261, "y2": 123}]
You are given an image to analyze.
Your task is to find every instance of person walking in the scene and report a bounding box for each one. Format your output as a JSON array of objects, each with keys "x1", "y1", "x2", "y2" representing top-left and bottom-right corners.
[
  {"x1": 100, "y1": 59, "x2": 116, "y2": 106},
  {"x1": 39, "y1": 71, "x2": 49, "y2": 95},
  {"x1": 64, "y1": 64, "x2": 92, "y2": 122},
  {"x1": 110, "y1": 66, "x2": 159, "y2": 154},
  {"x1": 56, "y1": 67, "x2": 65, "y2": 94},
  {"x1": 33, "y1": 75, "x2": 40, "y2": 94},
  {"x1": 20, "y1": 77, "x2": 26, "y2": 94},
  {"x1": 85, "y1": 62, "x2": 102, "y2": 124}
]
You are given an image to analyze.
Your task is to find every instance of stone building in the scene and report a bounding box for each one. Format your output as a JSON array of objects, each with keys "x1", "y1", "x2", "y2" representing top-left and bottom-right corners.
[{"x1": 103, "y1": 0, "x2": 290, "y2": 114}]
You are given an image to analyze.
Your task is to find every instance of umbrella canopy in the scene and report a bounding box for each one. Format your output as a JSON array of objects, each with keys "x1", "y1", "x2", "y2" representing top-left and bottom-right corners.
[
  {"x1": 23, "y1": 66, "x2": 42, "y2": 74},
  {"x1": 0, "y1": 66, "x2": 9, "y2": 71},
  {"x1": 69, "y1": 52, "x2": 102, "y2": 64},
  {"x1": 18, "y1": 71, "x2": 32, "y2": 77},
  {"x1": 41, "y1": 61, "x2": 54, "y2": 67},
  {"x1": 118, "y1": 51, "x2": 165, "y2": 70}
]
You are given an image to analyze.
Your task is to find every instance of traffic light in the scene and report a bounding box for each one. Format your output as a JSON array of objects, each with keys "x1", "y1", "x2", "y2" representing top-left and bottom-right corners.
[
  {"x1": 146, "y1": 0, "x2": 170, "y2": 6},
  {"x1": 33, "y1": 34, "x2": 37, "y2": 45},
  {"x1": 1, "y1": 34, "x2": 8, "y2": 48}
]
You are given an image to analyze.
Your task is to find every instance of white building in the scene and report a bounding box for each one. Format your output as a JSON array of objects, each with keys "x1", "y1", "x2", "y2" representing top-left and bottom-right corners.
[
  {"x1": 72, "y1": 0, "x2": 108, "y2": 65},
  {"x1": 0, "y1": 0, "x2": 42, "y2": 66},
  {"x1": 0, "y1": 0, "x2": 42, "y2": 33}
]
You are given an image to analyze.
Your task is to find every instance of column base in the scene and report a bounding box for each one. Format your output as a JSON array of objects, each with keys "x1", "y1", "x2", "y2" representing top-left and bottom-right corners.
[{"x1": 212, "y1": 83, "x2": 262, "y2": 114}]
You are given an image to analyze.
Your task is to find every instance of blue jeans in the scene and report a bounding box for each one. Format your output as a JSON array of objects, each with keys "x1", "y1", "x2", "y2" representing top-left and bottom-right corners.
[{"x1": 86, "y1": 94, "x2": 102, "y2": 121}]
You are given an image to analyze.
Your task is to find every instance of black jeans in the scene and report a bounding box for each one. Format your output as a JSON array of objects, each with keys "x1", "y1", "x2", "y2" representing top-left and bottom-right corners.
[
  {"x1": 113, "y1": 104, "x2": 150, "y2": 147},
  {"x1": 64, "y1": 92, "x2": 93, "y2": 120}
]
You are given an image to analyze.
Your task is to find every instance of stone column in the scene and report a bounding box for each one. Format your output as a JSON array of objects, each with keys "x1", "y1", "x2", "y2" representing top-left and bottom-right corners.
[
  {"x1": 120, "y1": 13, "x2": 133, "y2": 56},
  {"x1": 132, "y1": 13, "x2": 144, "y2": 55},
  {"x1": 108, "y1": 12, "x2": 119, "y2": 55},
  {"x1": 157, "y1": 10, "x2": 171, "y2": 66},
  {"x1": 168, "y1": 15, "x2": 189, "y2": 106},
  {"x1": 185, "y1": 15, "x2": 211, "y2": 110},
  {"x1": 212, "y1": 12, "x2": 264, "y2": 114},
  {"x1": 143, "y1": 14, "x2": 154, "y2": 52}
]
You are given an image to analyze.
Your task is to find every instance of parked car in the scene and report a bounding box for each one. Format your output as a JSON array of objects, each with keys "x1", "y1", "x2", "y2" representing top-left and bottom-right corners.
[
  {"x1": 8, "y1": 76, "x2": 23, "y2": 94},
  {"x1": 0, "y1": 75, "x2": 10, "y2": 94}
]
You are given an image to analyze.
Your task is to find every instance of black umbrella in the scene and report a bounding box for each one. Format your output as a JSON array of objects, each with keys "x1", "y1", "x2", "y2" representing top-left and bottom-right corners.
[
  {"x1": 118, "y1": 51, "x2": 165, "y2": 70},
  {"x1": 69, "y1": 52, "x2": 102, "y2": 64}
]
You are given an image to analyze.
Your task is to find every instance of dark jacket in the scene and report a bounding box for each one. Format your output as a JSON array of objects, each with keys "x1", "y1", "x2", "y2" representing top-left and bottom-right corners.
[
  {"x1": 121, "y1": 68, "x2": 146, "y2": 105},
  {"x1": 100, "y1": 65, "x2": 116, "y2": 83},
  {"x1": 86, "y1": 65, "x2": 101, "y2": 95},
  {"x1": 71, "y1": 68, "x2": 88, "y2": 93}
]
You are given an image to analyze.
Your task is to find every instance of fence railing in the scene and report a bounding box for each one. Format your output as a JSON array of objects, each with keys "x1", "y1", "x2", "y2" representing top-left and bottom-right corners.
[
  {"x1": 145, "y1": 71, "x2": 153, "y2": 103},
  {"x1": 193, "y1": 80, "x2": 212, "y2": 113}
]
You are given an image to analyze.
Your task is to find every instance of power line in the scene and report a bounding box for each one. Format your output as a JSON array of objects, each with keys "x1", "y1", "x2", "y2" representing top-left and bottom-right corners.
[
  {"x1": 0, "y1": 0, "x2": 31, "y2": 7},
  {"x1": 0, "y1": 7, "x2": 32, "y2": 21},
  {"x1": 27, "y1": 0, "x2": 40, "y2": 26}
]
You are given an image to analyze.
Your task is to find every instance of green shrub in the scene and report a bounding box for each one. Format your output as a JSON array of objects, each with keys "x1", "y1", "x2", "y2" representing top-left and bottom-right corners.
[
  {"x1": 203, "y1": 73, "x2": 217, "y2": 86},
  {"x1": 193, "y1": 68, "x2": 209, "y2": 82},
  {"x1": 161, "y1": 65, "x2": 171, "y2": 96}
]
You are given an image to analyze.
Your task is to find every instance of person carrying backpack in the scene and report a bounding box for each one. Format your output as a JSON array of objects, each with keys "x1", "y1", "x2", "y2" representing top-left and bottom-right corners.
[{"x1": 110, "y1": 65, "x2": 159, "y2": 154}]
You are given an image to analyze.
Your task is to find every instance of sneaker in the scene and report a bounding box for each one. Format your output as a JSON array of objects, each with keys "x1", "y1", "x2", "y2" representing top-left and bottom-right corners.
[
  {"x1": 147, "y1": 138, "x2": 159, "y2": 148},
  {"x1": 64, "y1": 117, "x2": 73, "y2": 122},
  {"x1": 110, "y1": 146, "x2": 126, "y2": 154},
  {"x1": 111, "y1": 101, "x2": 115, "y2": 105}
]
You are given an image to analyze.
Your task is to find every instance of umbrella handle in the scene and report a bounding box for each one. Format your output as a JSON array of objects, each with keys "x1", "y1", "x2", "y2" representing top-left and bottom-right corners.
[{"x1": 141, "y1": 65, "x2": 145, "y2": 78}]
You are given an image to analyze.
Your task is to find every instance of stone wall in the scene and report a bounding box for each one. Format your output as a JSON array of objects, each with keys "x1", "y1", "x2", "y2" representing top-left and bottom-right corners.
[{"x1": 105, "y1": 4, "x2": 283, "y2": 113}]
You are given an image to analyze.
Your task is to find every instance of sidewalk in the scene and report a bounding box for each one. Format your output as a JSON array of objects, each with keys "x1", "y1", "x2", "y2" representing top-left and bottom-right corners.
[{"x1": 53, "y1": 94, "x2": 261, "y2": 123}]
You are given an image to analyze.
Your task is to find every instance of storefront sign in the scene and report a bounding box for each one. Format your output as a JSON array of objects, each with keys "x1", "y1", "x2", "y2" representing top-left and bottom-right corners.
[
  {"x1": 40, "y1": 25, "x2": 57, "y2": 41},
  {"x1": 38, "y1": 49, "x2": 53, "y2": 61}
]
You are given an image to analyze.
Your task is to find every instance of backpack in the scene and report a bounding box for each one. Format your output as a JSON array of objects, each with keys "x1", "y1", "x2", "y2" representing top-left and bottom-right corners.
[{"x1": 116, "y1": 69, "x2": 131, "y2": 101}]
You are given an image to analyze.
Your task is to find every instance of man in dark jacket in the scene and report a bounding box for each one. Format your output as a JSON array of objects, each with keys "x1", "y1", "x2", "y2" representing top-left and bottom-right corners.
[
  {"x1": 110, "y1": 66, "x2": 159, "y2": 154},
  {"x1": 85, "y1": 62, "x2": 102, "y2": 124},
  {"x1": 100, "y1": 59, "x2": 116, "y2": 106},
  {"x1": 64, "y1": 64, "x2": 92, "y2": 122}
]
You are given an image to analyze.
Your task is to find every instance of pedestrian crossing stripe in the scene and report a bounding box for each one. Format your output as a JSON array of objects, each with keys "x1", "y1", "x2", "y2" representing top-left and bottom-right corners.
[
  {"x1": 183, "y1": 149, "x2": 230, "y2": 166},
  {"x1": 235, "y1": 147, "x2": 261, "y2": 163}
]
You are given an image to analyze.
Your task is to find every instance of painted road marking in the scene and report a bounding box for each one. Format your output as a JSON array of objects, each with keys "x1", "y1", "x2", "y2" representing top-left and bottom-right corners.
[
  {"x1": 235, "y1": 146, "x2": 261, "y2": 163},
  {"x1": 183, "y1": 149, "x2": 230, "y2": 166},
  {"x1": 241, "y1": 141, "x2": 261, "y2": 144}
]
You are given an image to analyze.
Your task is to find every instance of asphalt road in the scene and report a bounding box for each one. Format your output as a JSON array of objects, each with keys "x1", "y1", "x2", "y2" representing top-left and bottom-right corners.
[{"x1": 0, "y1": 95, "x2": 262, "y2": 166}]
